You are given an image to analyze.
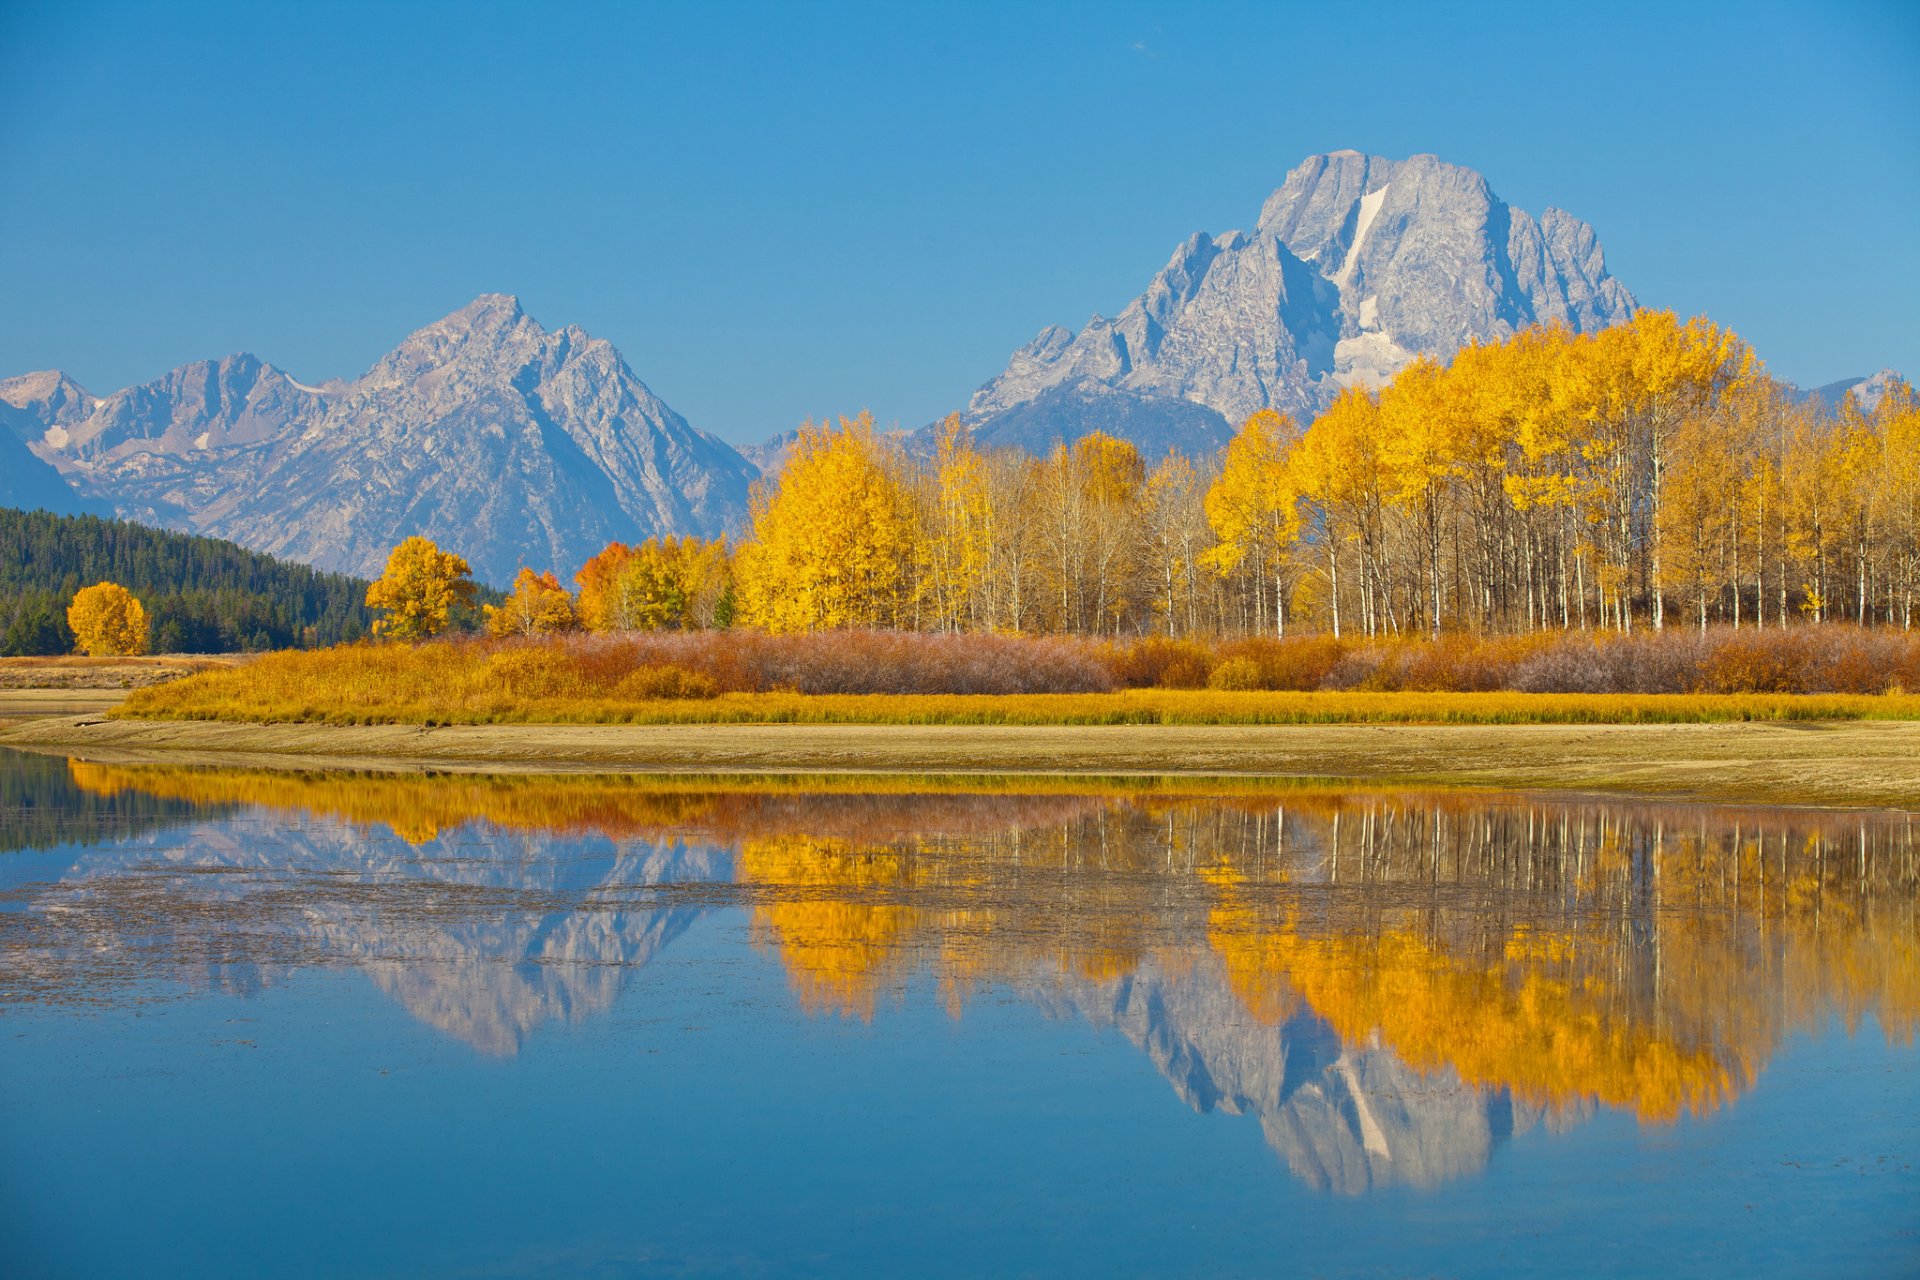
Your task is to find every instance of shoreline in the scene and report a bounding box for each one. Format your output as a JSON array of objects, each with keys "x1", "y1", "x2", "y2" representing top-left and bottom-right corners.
[{"x1": 5, "y1": 714, "x2": 1918, "y2": 810}]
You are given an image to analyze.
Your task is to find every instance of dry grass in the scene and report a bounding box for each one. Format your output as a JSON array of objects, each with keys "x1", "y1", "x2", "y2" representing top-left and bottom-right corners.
[{"x1": 0, "y1": 654, "x2": 237, "y2": 691}]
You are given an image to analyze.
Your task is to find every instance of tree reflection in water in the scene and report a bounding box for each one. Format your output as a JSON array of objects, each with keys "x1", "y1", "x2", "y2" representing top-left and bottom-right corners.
[{"x1": 8, "y1": 758, "x2": 1915, "y2": 1191}]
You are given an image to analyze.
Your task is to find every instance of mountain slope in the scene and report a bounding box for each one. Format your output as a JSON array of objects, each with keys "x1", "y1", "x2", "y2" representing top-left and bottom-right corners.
[
  {"x1": 0, "y1": 429, "x2": 102, "y2": 516},
  {"x1": 9, "y1": 296, "x2": 760, "y2": 585},
  {"x1": 963, "y1": 151, "x2": 1636, "y2": 454}
]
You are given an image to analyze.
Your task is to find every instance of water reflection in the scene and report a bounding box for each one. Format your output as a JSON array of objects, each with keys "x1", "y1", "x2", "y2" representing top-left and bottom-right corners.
[{"x1": 4, "y1": 756, "x2": 1915, "y2": 1193}]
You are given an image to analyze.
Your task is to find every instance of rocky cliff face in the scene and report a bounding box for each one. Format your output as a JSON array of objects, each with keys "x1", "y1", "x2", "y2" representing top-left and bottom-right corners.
[
  {"x1": 4, "y1": 296, "x2": 759, "y2": 584},
  {"x1": 962, "y1": 151, "x2": 1637, "y2": 455}
]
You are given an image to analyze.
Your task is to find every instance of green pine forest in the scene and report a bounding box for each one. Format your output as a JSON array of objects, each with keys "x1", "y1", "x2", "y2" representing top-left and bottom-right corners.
[{"x1": 0, "y1": 508, "x2": 378, "y2": 655}]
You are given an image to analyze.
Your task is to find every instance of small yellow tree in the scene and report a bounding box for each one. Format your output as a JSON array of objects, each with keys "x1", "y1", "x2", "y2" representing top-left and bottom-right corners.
[
  {"x1": 67, "y1": 582, "x2": 150, "y2": 656},
  {"x1": 365, "y1": 536, "x2": 476, "y2": 641},
  {"x1": 483, "y1": 568, "x2": 578, "y2": 637}
]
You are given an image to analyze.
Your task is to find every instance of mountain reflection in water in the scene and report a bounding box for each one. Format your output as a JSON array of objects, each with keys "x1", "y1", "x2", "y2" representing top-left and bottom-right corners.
[{"x1": 5, "y1": 758, "x2": 1916, "y2": 1195}]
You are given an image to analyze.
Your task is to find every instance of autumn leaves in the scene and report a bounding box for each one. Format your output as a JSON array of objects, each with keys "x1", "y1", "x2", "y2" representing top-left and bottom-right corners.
[
  {"x1": 66, "y1": 581, "x2": 150, "y2": 656},
  {"x1": 354, "y1": 309, "x2": 1918, "y2": 648}
]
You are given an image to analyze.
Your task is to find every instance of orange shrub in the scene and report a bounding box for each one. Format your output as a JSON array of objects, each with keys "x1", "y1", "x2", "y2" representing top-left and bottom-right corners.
[
  {"x1": 1206, "y1": 657, "x2": 1263, "y2": 691},
  {"x1": 615, "y1": 665, "x2": 718, "y2": 700},
  {"x1": 1104, "y1": 637, "x2": 1214, "y2": 689},
  {"x1": 1213, "y1": 636, "x2": 1348, "y2": 690}
]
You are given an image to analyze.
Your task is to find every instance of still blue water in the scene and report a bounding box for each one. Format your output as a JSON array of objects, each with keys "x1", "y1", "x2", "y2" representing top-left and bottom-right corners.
[{"x1": 1, "y1": 751, "x2": 1915, "y2": 1278}]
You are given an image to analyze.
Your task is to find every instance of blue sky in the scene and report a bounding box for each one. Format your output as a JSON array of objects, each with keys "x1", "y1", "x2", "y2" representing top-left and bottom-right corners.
[{"x1": 2, "y1": 0, "x2": 1915, "y2": 445}]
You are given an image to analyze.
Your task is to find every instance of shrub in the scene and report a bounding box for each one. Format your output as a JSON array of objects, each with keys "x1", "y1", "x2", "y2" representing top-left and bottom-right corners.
[
  {"x1": 1206, "y1": 657, "x2": 1263, "y2": 692},
  {"x1": 1213, "y1": 636, "x2": 1348, "y2": 690},
  {"x1": 614, "y1": 665, "x2": 718, "y2": 700},
  {"x1": 483, "y1": 647, "x2": 582, "y2": 700},
  {"x1": 1702, "y1": 635, "x2": 1800, "y2": 693},
  {"x1": 1105, "y1": 637, "x2": 1214, "y2": 689}
]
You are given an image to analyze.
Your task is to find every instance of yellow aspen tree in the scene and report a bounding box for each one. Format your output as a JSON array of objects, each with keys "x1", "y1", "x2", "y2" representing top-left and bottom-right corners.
[
  {"x1": 1657, "y1": 406, "x2": 1739, "y2": 630},
  {"x1": 483, "y1": 569, "x2": 578, "y2": 637},
  {"x1": 1783, "y1": 408, "x2": 1854, "y2": 622},
  {"x1": 1872, "y1": 381, "x2": 1920, "y2": 627},
  {"x1": 917, "y1": 415, "x2": 992, "y2": 631},
  {"x1": 734, "y1": 412, "x2": 918, "y2": 632},
  {"x1": 602, "y1": 536, "x2": 733, "y2": 630},
  {"x1": 365, "y1": 536, "x2": 476, "y2": 641},
  {"x1": 1832, "y1": 394, "x2": 1884, "y2": 624},
  {"x1": 1141, "y1": 450, "x2": 1209, "y2": 636},
  {"x1": 980, "y1": 448, "x2": 1043, "y2": 631},
  {"x1": 1076, "y1": 432, "x2": 1146, "y2": 632},
  {"x1": 1291, "y1": 390, "x2": 1384, "y2": 637},
  {"x1": 1376, "y1": 358, "x2": 1466, "y2": 637},
  {"x1": 66, "y1": 581, "x2": 150, "y2": 656},
  {"x1": 1202, "y1": 409, "x2": 1302, "y2": 636},
  {"x1": 1611, "y1": 311, "x2": 1752, "y2": 628}
]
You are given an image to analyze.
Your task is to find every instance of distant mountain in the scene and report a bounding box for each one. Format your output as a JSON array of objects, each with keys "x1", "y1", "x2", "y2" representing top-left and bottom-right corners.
[
  {"x1": 5, "y1": 296, "x2": 760, "y2": 585},
  {"x1": 737, "y1": 427, "x2": 800, "y2": 481},
  {"x1": 957, "y1": 151, "x2": 1637, "y2": 456},
  {"x1": 1799, "y1": 367, "x2": 1907, "y2": 415}
]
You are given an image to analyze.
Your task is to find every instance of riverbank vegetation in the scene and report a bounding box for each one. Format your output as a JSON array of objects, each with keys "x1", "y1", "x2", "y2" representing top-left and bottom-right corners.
[{"x1": 116, "y1": 625, "x2": 1920, "y2": 726}]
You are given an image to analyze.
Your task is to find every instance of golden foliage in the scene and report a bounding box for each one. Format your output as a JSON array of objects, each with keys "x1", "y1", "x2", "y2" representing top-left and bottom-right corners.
[
  {"x1": 483, "y1": 568, "x2": 578, "y2": 637},
  {"x1": 364, "y1": 536, "x2": 476, "y2": 641},
  {"x1": 66, "y1": 581, "x2": 150, "y2": 656},
  {"x1": 735, "y1": 413, "x2": 919, "y2": 632},
  {"x1": 576, "y1": 537, "x2": 731, "y2": 632}
]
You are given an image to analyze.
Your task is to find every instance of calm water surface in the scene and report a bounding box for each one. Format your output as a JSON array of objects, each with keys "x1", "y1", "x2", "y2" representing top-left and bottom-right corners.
[{"x1": 1, "y1": 749, "x2": 1915, "y2": 1278}]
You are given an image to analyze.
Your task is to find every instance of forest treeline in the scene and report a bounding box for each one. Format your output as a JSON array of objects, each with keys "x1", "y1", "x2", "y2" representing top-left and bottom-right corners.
[
  {"x1": 514, "y1": 310, "x2": 1917, "y2": 642},
  {"x1": 0, "y1": 509, "x2": 377, "y2": 655}
]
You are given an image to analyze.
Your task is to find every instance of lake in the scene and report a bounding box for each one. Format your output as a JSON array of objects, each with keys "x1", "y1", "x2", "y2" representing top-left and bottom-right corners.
[{"x1": 1, "y1": 749, "x2": 1915, "y2": 1278}]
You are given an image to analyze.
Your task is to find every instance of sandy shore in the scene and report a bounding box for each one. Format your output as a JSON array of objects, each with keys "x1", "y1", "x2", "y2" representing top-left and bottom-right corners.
[
  {"x1": 0, "y1": 689, "x2": 131, "y2": 726},
  {"x1": 4, "y1": 714, "x2": 1917, "y2": 809}
]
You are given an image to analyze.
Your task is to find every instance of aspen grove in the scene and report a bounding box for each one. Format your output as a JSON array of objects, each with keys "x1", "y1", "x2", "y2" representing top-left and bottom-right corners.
[{"x1": 532, "y1": 311, "x2": 1917, "y2": 640}]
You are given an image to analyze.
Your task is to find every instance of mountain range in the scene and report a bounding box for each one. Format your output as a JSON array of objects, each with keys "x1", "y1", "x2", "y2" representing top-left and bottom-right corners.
[
  {"x1": 1, "y1": 297, "x2": 757, "y2": 584},
  {"x1": 2, "y1": 152, "x2": 1900, "y2": 581}
]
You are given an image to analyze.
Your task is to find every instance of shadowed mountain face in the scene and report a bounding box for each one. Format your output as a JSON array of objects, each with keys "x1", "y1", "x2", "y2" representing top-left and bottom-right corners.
[
  {"x1": 959, "y1": 151, "x2": 1638, "y2": 456},
  {"x1": 1, "y1": 296, "x2": 759, "y2": 585},
  {"x1": 7, "y1": 764, "x2": 1916, "y2": 1194},
  {"x1": 0, "y1": 428, "x2": 103, "y2": 516}
]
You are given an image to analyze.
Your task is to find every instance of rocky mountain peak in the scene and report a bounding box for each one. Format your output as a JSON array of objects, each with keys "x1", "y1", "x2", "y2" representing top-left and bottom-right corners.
[
  {"x1": 961, "y1": 151, "x2": 1636, "y2": 457},
  {"x1": 0, "y1": 370, "x2": 97, "y2": 442}
]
